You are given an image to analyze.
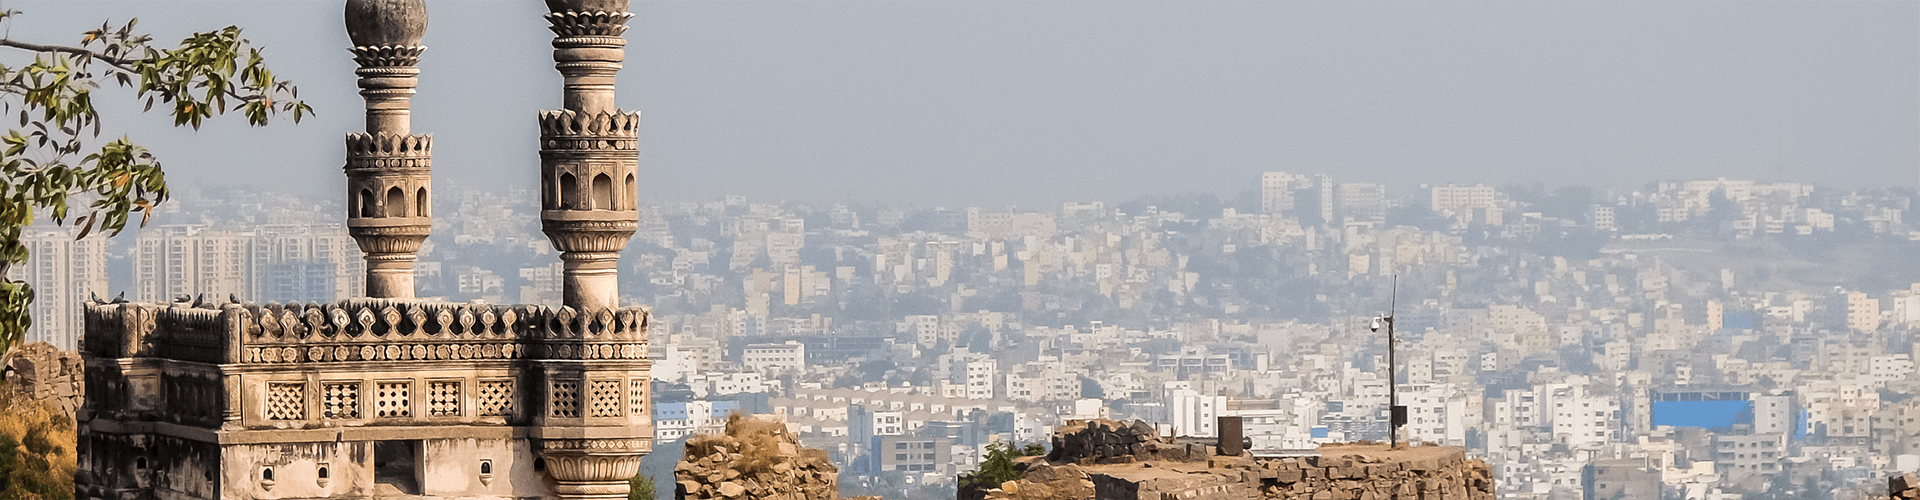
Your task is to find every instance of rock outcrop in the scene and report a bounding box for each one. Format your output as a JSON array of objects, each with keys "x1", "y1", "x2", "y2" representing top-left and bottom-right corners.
[
  {"x1": 674, "y1": 414, "x2": 838, "y2": 500},
  {"x1": 2, "y1": 342, "x2": 83, "y2": 417},
  {"x1": 1047, "y1": 418, "x2": 1209, "y2": 464},
  {"x1": 1894, "y1": 472, "x2": 1918, "y2": 500}
]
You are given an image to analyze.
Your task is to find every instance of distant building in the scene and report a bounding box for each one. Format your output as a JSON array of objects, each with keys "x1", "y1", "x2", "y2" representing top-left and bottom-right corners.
[
  {"x1": 13, "y1": 228, "x2": 109, "y2": 350},
  {"x1": 742, "y1": 341, "x2": 806, "y2": 374}
]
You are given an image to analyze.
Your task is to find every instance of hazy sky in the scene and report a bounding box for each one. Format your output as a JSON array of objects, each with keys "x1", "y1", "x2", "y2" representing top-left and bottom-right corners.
[{"x1": 9, "y1": 0, "x2": 1918, "y2": 208}]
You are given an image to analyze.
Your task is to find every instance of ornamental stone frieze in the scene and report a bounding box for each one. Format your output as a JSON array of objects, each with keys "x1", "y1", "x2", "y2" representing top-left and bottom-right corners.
[{"x1": 344, "y1": 0, "x2": 432, "y2": 299}]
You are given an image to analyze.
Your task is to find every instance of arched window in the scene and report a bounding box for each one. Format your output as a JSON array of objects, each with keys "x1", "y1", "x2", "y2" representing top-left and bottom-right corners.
[
  {"x1": 559, "y1": 173, "x2": 579, "y2": 209},
  {"x1": 592, "y1": 174, "x2": 613, "y2": 210},
  {"x1": 415, "y1": 187, "x2": 429, "y2": 218},
  {"x1": 624, "y1": 174, "x2": 636, "y2": 210},
  {"x1": 359, "y1": 189, "x2": 376, "y2": 218},
  {"x1": 386, "y1": 187, "x2": 407, "y2": 217}
]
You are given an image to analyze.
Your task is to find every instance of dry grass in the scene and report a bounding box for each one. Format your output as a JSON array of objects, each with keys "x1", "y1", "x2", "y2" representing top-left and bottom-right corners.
[{"x1": 0, "y1": 388, "x2": 77, "y2": 499}]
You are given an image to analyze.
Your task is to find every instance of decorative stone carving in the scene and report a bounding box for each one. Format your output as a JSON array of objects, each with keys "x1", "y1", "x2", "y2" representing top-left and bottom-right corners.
[
  {"x1": 545, "y1": 0, "x2": 631, "y2": 14},
  {"x1": 549, "y1": 380, "x2": 581, "y2": 418},
  {"x1": 345, "y1": 0, "x2": 428, "y2": 48},
  {"x1": 539, "y1": 0, "x2": 638, "y2": 314},
  {"x1": 375, "y1": 380, "x2": 412, "y2": 418},
  {"x1": 427, "y1": 380, "x2": 460, "y2": 417},
  {"x1": 265, "y1": 382, "x2": 305, "y2": 420},
  {"x1": 322, "y1": 382, "x2": 361, "y2": 419},
  {"x1": 538, "y1": 439, "x2": 649, "y2": 500},
  {"x1": 346, "y1": 0, "x2": 432, "y2": 299},
  {"x1": 476, "y1": 379, "x2": 515, "y2": 417}
]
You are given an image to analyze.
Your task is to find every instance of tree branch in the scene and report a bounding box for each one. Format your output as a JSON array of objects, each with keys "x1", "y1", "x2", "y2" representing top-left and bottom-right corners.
[{"x1": 0, "y1": 38, "x2": 140, "y2": 68}]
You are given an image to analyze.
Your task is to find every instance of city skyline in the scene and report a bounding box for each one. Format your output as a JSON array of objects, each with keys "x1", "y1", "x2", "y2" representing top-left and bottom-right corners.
[{"x1": 5, "y1": 0, "x2": 1915, "y2": 208}]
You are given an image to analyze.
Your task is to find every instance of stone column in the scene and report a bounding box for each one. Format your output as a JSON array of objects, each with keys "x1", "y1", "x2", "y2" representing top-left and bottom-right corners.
[
  {"x1": 538, "y1": 439, "x2": 649, "y2": 500},
  {"x1": 344, "y1": 0, "x2": 432, "y2": 299},
  {"x1": 539, "y1": 0, "x2": 640, "y2": 313}
]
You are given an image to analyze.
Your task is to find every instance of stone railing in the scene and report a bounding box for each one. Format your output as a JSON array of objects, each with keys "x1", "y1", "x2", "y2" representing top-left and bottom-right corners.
[{"x1": 82, "y1": 298, "x2": 650, "y2": 365}]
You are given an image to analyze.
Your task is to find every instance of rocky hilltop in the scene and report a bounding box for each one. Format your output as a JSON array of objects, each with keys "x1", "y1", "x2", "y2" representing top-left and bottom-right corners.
[{"x1": 984, "y1": 419, "x2": 1495, "y2": 500}]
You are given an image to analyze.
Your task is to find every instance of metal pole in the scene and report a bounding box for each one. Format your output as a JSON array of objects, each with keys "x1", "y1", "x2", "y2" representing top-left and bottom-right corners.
[{"x1": 1388, "y1": 316, "x2": 1396, "y2": 448}]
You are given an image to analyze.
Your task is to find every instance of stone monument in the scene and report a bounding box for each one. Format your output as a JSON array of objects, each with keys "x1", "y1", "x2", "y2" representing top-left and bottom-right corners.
[{"x1": 73, "y1": 1, "x2": 655, "y2": 498}]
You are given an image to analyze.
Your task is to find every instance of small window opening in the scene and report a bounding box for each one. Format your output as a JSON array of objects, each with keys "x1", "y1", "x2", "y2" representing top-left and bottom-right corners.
[
  {"x1": 374, "y1": 440, "x2": 421, "y2": 495},
  {"x1": 317, "y1": 465, "x2": 329, "y2": 479},
  {"x1": 533, "y1": 457, "x2": 546, "y2": 472},
  {"x1": 479, "y1": 460, "x2": 493, "y2": 475},
  {"x1": 135, "y1": 457, "x2": 148, "y2": 470},
  {"x1": 261, "y1": 466, "x2": 274, "y2": 482}
]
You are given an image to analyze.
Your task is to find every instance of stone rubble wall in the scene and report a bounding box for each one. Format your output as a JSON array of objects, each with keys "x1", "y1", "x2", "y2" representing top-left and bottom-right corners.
[
  {"x1": 1894, "y1": 473, "x2": 1918, "y2": 500},
  {"x1": 994, "y1": 419, "x2": 1495, "y2": 500},
  {"x1": 1047, "y1": 418, "x2": 1209, "y2": 464},
  {"x1": 3, "y1": 342, "x2": 83, "y2": 418},
  {"x1": 675, "y1": 414, "x2": 838, "y2": 500}
]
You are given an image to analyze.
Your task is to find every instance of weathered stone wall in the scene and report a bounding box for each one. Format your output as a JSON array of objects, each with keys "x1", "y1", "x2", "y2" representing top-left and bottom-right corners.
[
  {"x1": 1893, "y1": 473, "x2": 1918, "y2": 500},
  {"x1": 675, "y1": 414, "x2": 837, "y2": 500},
  {"x1": 989, "y1": 419, "x2": 1496, "y2": 500},
  {"x1": 1048, "y1": 419, "x2": 1209, "y2": 464},
  {"x1": 3, "y1": 342, "x2": 83, "y2": 417}
]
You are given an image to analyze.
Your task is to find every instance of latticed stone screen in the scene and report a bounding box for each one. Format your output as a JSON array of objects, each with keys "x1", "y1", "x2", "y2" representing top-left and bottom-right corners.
[
  {"x1": 267, "y1": 382, "x2": 306, "y2": 420},
  {"x1": 550, "y1": 380, "x2": 580, "y2": 418},
  {"x1": 588, "y1": 380, "x2": 622, "y2": 417},
  {"x1": 428, "y1": 380, "x2": 461, "y2": 417},
  {"x1": 375, "y1": 381, "x2": 413, "y2": 418},
  {"x1": 477, "y1": 379, "x2": 514, "y2": 417},
  {"x1": 629, "y1": 379, "x2": 647, "y2": 418},
  {"x1": 323, "y1": 382, "x2": 361, "y2": 419}
]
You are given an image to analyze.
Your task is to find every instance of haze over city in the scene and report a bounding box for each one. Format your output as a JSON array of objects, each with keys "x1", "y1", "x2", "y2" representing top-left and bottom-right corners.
[
  {"x1": 5, "y1": 1, "x2": 1920, "y2": 500},
  {"x1": 7, "y1": 0, "x2": 1917, "y2": 206}
]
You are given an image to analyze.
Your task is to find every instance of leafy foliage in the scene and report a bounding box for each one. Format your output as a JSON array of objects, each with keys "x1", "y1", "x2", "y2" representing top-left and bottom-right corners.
[
  {"x1": 0, "y1": 10, "x2": 309, "y2": 356},
  {"x1": 958, "y1": 442, "x2": 1039, "y2": 491},
  {"x1": 627, "y1": 472, "x2": 655, "y2": 500}
]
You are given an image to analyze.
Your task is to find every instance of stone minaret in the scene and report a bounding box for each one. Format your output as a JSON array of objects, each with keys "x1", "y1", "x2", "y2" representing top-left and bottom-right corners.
[
  {"x1": 539, "y1": 0, "x2": 640, "y2": 313},
  {"x1": 344, "y1": 0, "x2": 431, "y2": 298}
]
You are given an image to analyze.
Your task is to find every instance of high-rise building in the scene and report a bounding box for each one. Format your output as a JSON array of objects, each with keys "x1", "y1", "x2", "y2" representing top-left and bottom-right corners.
[
  {"x1": 1334, "y1": 182, "x2": 1388, "y2": 225},
  {"x1": 132, "y1": 224, "x2": 363, "y2": 304},
  {"x1": 133, "y1": 225, "x2": 251, "y2": 303},
  {"x1": 12, "y1": 227, "x2": 109, "y2": 349},
  {"x1": 1261, "y1": 172, "x2": 1308, "y2": 215}
]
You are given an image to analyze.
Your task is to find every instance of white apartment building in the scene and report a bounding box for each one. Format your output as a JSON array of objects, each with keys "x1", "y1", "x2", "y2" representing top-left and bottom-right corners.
[
  {"x1": 1167, "y1": 388, "x2": 1228, "y2": 438},
  {"x1": 742, "y1": 341, "x2": 806, "y2": 374},
  {"x1": 966, "y1": 358, "x2": 996, "y2": 400},
  {"x1": 1401, "y1": 383, "x2": 1469, "y2": 446},
  {"x1": 14, "y1": 228, "x2": 109, "y2": 350}
]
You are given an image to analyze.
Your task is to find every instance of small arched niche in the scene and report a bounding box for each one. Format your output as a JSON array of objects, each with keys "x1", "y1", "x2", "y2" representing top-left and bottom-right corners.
[
  {"x1": 358, "y1": 189, "x2": 376, "y2": 218},
  {"x1": 559, "y1": 173, "x2": 579, "y2": 209},
  {"x1": 386, "y1": 187, "x2": 407, "y2": 217},
  {"x1": 591, "y1": 174, "x2": 613, "y2": 210},
  {"x1": 624, "y1": 174, "x2": 636, "y2": 210}
]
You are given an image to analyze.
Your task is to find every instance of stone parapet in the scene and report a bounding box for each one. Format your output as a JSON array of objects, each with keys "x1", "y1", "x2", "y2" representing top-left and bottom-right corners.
[{"x1": 82, "y1": 299, "x2": 649, "y2": 366}]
